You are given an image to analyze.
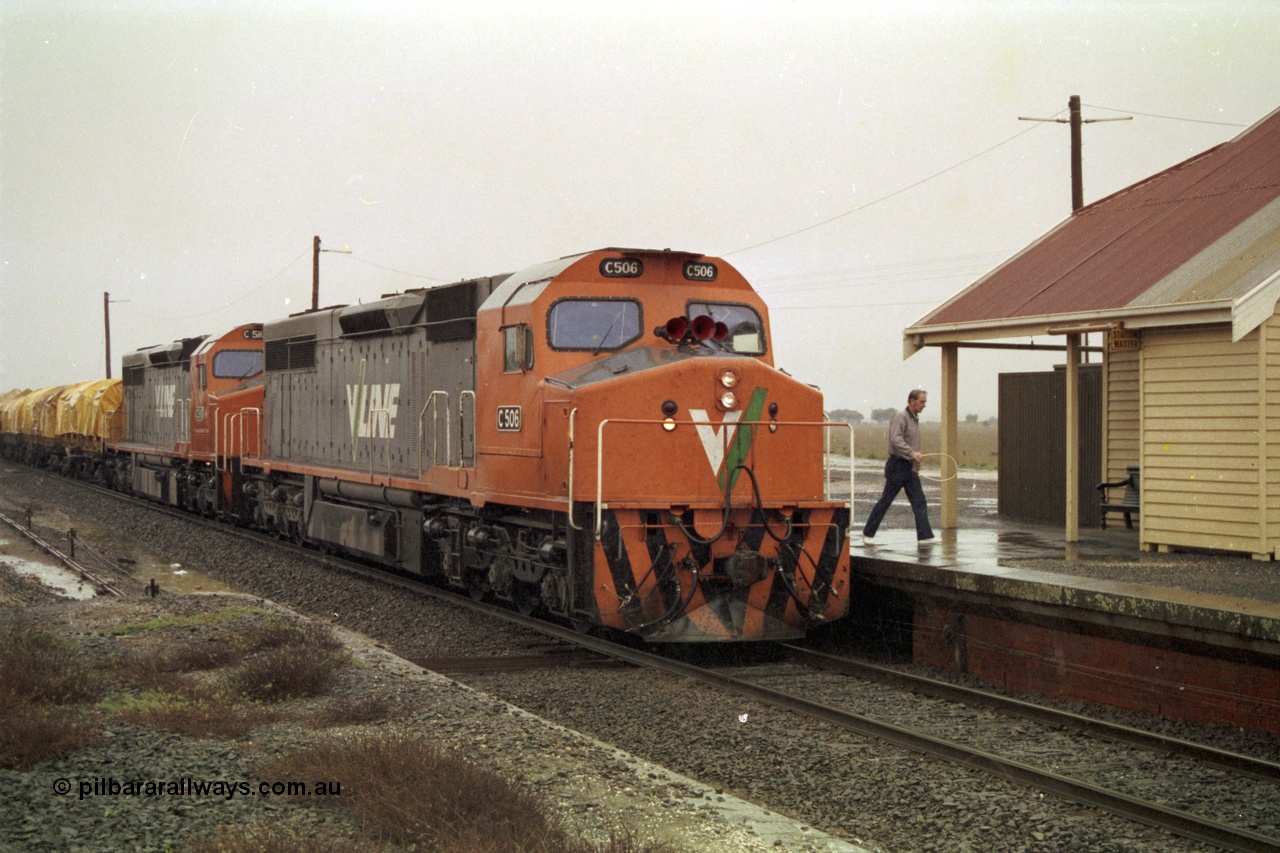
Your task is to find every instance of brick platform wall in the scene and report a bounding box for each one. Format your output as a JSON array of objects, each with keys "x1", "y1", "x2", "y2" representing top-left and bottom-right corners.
[{"x1": 914, "y1": 602, "x2": 1280, "y2": 734}]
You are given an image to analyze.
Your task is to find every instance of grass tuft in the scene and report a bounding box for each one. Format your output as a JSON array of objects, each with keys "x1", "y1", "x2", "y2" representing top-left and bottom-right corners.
[
  {"x1": 0, "y1": 619, "x2": 102, "y2": 768},
  {"x1": 230, "y1": 643, "x2": 345, "y2": 703},
  {"x1": 263, "y1": 731, "x2": 679, "y2": 853},
  {"x1": 185, "y1": 817, "x2": 383, "y2": 853}
]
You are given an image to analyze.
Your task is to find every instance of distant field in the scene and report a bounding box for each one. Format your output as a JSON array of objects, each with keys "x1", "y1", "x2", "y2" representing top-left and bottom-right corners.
[{"x1": 827, "y1": 422, "x2": 998, "y2": 470}]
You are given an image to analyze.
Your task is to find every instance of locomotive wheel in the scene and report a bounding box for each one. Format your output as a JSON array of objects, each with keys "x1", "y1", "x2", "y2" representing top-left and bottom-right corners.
[{"x1": 513, "y1": 581, "x2": 540, "y2": 617}]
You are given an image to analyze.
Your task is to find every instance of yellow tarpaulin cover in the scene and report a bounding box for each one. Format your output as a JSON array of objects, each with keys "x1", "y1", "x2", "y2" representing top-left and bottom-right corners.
[
  {"x1": 2, "y1": 380, "x2": 123, "y2": 440},
  {"x1": 22, "y1": 386, "x2": 67, "y2": 438},
  {"x1": 0, "y1": 389, "x2": 30, "y2": 433},
  {"x1": 77, "y1": 379, "x2": 122, "y2": 440}
]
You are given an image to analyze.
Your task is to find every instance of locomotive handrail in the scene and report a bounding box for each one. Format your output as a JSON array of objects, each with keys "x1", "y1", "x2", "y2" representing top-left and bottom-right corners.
[
  {"x1": 459, "y1": 390, "x2": 476, "y2": 467},
  {"x1": 241, "y1": 408, "x2": 262, "y2": 463},
  {"x1": 593, "y1": 417, "x2": 854, "y2": 540},
  {"x1": 219, "y1": 407, "x2": 262, "y2": 471},
  {"x1": 824, "y1": 417, "x2": 854, "y2": 506},
  {"x1": 567, "y1": 407, "x2": 581, "y2": 530},
  {"x1": 214, "y1": 406, "x2": 224, "y2": 472},
  {"x1": 417, "y1": 391, "x2": 451, "y2": 478}
]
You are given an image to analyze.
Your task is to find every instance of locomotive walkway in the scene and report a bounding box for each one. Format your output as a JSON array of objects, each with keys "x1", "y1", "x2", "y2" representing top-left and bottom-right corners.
[{"x1": 849, "y1": 521, "x2": 1280, "y2": 734}]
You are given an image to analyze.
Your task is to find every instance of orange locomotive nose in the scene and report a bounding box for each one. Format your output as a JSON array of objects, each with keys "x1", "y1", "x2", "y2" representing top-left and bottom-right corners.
[{"x1": 572, "y1": 354, "x2": 848, "y2": 641}]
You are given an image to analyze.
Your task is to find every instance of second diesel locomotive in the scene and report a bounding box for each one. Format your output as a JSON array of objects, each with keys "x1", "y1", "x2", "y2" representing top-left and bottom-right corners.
[{"x1": 7, "y1": 248, "x2": 852, "y2": 641}]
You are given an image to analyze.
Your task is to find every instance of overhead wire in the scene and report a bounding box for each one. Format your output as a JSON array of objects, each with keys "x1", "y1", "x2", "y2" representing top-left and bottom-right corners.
[
  {"x1": 1082, "y1": 103, "x2": 1250, "y2": 128},
  {"x1": 722, "y1": 116, "x2": 1059, "y2": 258},
  {"x1": 133, "y1": 250, "x2": 309, "y2": 321}
]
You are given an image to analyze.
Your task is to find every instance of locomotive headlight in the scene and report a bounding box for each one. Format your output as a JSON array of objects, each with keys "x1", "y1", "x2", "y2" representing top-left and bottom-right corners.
[
  {"x1": 719, "y1": 368, "x2": 738, "y2": 389},
  {"x1": 718, "y1": 390, "x2": 737, "y2": 411},
  {"x1": 663, "y1": 418, "x2": 677, "y2": 432}
]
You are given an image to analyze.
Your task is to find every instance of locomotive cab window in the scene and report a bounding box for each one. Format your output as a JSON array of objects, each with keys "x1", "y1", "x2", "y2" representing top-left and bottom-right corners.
[
  {"x1": 212, "y1": 350, "x2": 265, "y2": 379},
  {"x1": 547, "y1": 298, "x2": 641, "y2": 352},
  {"x1": 503, "y1": 324, "x2": 534, "y2": 372},
  {"x1": 686, "y1": 302, "x2": 766, "y2": 355}
]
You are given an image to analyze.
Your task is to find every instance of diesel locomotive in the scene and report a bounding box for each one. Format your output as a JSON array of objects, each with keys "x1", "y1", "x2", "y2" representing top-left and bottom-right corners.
[{"x1": 1, "y1": 248, "x2": 851, "y2": 641}]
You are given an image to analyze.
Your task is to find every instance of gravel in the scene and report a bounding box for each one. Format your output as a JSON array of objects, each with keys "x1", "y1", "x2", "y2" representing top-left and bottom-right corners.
[
  {"x1": 0, "y1": 469, "x2": 855, "y2": 853},
  {"x1": 3, "y1": 464, "x2": 1277, "y2": 852}
]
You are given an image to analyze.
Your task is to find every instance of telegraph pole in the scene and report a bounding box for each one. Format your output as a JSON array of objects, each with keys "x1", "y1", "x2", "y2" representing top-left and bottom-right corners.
[
  {"x1": 104, "y1": 292, "x2": 111, "y2": 379},
  {"x1": 1019, "y1": 94, "x2": 1131, "y2": 211},
  {"x1": 103, "y1": 292, "x2": 129, "y2": 379},
  {"x1": 1018, "y1": 96, "x2": 1130, "y2": 544},
  {"x1": 312, "y1": 235, "x2": 352, "y2": 311}
]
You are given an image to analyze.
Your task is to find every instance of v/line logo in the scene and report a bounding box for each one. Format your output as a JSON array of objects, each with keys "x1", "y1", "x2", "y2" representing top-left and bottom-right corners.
[
  {"x1": 346, "y1": 383, "x2": 401, "y2": 446},
  {"x1": 689, "y1": 387, "x2": 768, "y2": 490},
  {"x1": 152, "y1": 385, "x2": 176, "y2": 418}
]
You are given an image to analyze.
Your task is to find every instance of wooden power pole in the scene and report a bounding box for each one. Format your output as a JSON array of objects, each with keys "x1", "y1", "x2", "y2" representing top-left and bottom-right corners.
[{"x1": 1019, "y1": 94, "x2": 1131, "y2": 211}]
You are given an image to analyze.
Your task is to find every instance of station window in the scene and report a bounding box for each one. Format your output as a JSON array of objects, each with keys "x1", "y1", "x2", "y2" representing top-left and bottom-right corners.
[
  {"x1": 547, "y1": 298, "x2": 641, "y2": 351},
  {"x1": 212, "y1": 350, "x2": 265, "y2": 379},
  {"x1": 686, "y1": 302, "x2": 766, "y2": 355},
  {"x1": 503, "y1": 325, "x2": 534, "y2": 372}
]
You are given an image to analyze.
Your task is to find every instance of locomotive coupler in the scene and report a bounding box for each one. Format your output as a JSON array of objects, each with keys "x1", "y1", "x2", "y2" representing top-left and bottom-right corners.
[{"x1": 718, "y1": 545, "x2": 769, "y2": 588}]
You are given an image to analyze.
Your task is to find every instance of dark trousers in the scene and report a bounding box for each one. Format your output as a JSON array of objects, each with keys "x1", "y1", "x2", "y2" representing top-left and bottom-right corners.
[{"x1": 863, "y1": 456, "x2": 934, "y2": 540}]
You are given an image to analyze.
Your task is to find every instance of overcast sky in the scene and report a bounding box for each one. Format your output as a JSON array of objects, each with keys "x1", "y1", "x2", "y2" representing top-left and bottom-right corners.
[{"x1": 2, "y1": 1, "x2": 1277, "y2": 417}]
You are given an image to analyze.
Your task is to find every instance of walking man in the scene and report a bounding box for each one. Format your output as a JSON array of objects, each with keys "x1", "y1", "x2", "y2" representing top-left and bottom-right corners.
[{"x1": 862, "y1": 389, "x2": 937, "y2": 546}]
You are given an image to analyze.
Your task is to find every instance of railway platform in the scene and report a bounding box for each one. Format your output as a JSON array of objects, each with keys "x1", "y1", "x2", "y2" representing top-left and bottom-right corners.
[{"x1": 846, "y1": 523, "x2": 1280, "y2": 734}]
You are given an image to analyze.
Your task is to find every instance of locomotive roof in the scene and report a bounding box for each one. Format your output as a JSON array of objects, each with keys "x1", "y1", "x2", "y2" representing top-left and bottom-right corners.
[{"x1": 480, "y1": 248, "x2": 707, "y2": 312}]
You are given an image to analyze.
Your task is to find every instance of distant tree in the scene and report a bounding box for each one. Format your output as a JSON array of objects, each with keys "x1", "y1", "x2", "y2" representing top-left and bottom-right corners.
[
  {"x1": 828, "y1": 408, "x2": 865, "y2": 424},
  {"x1": 983, "y1": 417, "x2": 998, "y2": 427},
  {"x1": 965, "y1": 413, "x2": 979, "y2": 423},
  {"x1": 870, "y1": 407, "x2": 897, "y2": 423}
]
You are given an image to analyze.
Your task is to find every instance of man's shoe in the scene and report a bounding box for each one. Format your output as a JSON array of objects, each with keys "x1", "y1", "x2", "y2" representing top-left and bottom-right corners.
[
  {"x1": 861, "y1": 535, "x2": 876, "y2": 546},
  {"x1": 917, "y1": 537, "x2": 938, "y2": 546}
]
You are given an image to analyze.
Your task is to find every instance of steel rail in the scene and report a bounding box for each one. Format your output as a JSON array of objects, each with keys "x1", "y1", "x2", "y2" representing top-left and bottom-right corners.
[
  {"x1": 0, "y1": 509, "x2": 124, "y2": 597},
  {"x1": 30, "y1": 476, "x2": 1280, "y2": 852},
  {"x1": 780, "y1": 643, "x2": 1280, "y2": 785}
]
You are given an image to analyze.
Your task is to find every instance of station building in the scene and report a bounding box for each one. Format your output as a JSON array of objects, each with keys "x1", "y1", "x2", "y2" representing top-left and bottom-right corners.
[{"x1": 905, "y1": 106, "x2": 1280, "y2": 559}]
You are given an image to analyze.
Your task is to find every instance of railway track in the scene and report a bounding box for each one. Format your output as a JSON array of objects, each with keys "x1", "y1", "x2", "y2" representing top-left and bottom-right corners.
[
  {"x1": 13, "y1": 473, "x2": 1280, "y2": 852},
  {"x1": 0, "y1": 506, "x2": 126, "y2": 597}
]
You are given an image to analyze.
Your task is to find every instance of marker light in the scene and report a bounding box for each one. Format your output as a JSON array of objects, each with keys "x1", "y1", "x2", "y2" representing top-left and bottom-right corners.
[
  {"x1": 718, "y1": 390, "x2": 737, "y2": 411},
  {"x1": 659, "y1": 316, "x2": 688, "y2": 342},
  {"x1": 661, "y1": 399, "x2": 678, "y2": 416},
  {"x1": 691, "y1": 315, "x2": 715, "y2": 341},
  {"x1": 719, "y1": 369, "x2": 738, "y2": 389}
]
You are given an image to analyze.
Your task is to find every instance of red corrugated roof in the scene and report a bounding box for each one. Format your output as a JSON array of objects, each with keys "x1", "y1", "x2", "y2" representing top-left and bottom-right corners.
[{"x1": 914, "y1": 107, "x2": 1280, "y2": 329}]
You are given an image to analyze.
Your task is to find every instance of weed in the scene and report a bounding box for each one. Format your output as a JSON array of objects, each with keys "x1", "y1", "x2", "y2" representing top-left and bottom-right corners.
[
  {"x1": 0, "y1": 704, "x2": 99, "y2": 770},
  {"x1": 185, "y1": 817, "x2": 382, "y2": 853},
  {"x1": 0, "y1": 619, "x2": 103, "y2": 769},
  {"x1": 0, "y1": 620, "x2": 99, "y2": 706},
  {"x1": 307, "y1": 696, "x2": 393, "y2": 729},
  {"x1": 231, "y1": 644, "x2": 344, "y2": 702},
  {"x1": 107, "y1": 605, "x2": 267, "y2": 636},
  {"x1": 240, "y1": 619, "x2": 343, "y2": 654},
  {"x1": 263, "y1": 731, "x2": 679, "y2": 853}
]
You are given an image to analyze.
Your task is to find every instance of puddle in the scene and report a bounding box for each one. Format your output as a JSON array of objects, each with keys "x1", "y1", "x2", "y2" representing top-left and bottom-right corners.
[
  {"x1": 1, "y1": 555, "x2": 99, "y2": 599},
  {"x1": 0, "y1": 513, "x2": 237, "y2": 597},
  {"x1": 132, "y1": 559, "x2": 236, "y2": 595}
]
